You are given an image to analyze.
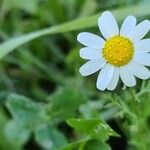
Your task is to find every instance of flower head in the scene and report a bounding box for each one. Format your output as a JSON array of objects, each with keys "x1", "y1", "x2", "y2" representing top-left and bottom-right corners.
[{"x1": 77, "y1": 11, "x2": 150, "y2": 91}]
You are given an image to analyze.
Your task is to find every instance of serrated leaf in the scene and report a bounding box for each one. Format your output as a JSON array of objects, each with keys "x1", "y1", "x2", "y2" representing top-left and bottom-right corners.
[
  {"x1": 35, "y1": 124, "x2": 67, "y2": 150},
  {"x1": 67, "y1": 119, "x2": 118, "y2": 141},
  {"x1": 6, "y1": 94, "x2": 48, "y2": 130}
]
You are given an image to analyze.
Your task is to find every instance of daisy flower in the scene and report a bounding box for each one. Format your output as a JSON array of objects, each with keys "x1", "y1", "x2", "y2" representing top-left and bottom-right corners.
[{"x1": 77, "y1": 11, "x2": 150, "y2": 91}]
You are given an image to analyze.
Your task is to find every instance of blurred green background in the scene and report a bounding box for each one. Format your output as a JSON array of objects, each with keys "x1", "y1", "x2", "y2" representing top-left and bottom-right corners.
[{"x1": 0, "y1": 0, "x2": 150, "y2": 150}]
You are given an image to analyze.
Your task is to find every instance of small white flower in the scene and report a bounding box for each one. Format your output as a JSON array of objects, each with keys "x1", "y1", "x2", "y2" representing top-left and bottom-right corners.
[{"x1": 77, "y1": 11, "x2": 150, "y2": 91}]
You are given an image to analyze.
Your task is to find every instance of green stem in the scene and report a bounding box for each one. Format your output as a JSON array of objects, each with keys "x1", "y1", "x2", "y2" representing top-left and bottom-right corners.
[{"x1": 126, "y1": 89, "x2": 149, "y2": 149}]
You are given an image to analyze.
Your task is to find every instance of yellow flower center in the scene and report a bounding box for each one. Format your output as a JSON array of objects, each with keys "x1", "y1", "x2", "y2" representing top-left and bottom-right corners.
[{"x1": 103, "y1": 36, "x2": 134, "y2": 67}]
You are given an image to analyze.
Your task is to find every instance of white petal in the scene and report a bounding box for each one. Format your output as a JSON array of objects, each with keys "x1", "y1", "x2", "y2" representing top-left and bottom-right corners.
[
  {"x1": 120, "y1": 16, "x2": 136, "y2": 39},
  {"x1": 80, "y1": 47, "x2": 101, "y2": 60},
  {"x1": 120, "y1": 66, "x2": 136, "y2": 87},
  {"x1": 127, "y1": 61, "x2": 150, "y2": 79},
  {"x1": 98, "y1": 11, "x2": 119, "y2": 39},
  {"x1": 96, "y1": 64, "x2": 114, "y2": 91},
  {"x1": 79, "y1": 58, "x2": 106, "y2": 76},
  {"x1": 107, "y1": 68, "x2": 119, "y2": 91},
  {"x1": 135, "y1": 39, "x2": 150, "y2": 53},
  {"x1": 133, "y1": 52, "x2": 150, "y2": 66},
  {"x1": 77, "y1": 32, "x2": 105, "y2": 49},
  {"x1": 130, "y1": 20, "x2": 150, "y2": 41}
]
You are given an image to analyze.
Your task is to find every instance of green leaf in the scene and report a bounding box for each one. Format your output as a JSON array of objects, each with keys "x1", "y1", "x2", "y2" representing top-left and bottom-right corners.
[
  {"x1": 67, "y1": 118, "x2": 118, "y2": 141},
  {"x1": 35, "y1": 124, "x2": 67, "y2": 150},
  {"x1": 47, "y1": 87, "x2": 86, "y2": 119},
  {"x1": 6, "y1": 94, "x2": 48, "y2": 130},
  {"x1": 0, "y1": 14, "x2": 98, "y2": 60},
  {"x1": 4, "y1": 120, "x2": 30, "y2": 146},
  {"x1": 85, "y1": 140, "x2": 111, "y2": 150},
  {"x1": 0, "y1": 109, "x2": 22, "y2": 150},
  {"x1": 60, "y1": 138, "x2": 90, "y2": 150},
  {"x1": 0, "y1": 2, "x2": 150, "y2": 59},
  {"x1": 60, "y1": 139, "x2": 111, "y2": 150}
]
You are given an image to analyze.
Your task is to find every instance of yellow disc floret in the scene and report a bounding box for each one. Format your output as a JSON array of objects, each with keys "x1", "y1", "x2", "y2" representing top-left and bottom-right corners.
[{"x1": 103, "y1": 36, "x2": 134, "y2": 67}]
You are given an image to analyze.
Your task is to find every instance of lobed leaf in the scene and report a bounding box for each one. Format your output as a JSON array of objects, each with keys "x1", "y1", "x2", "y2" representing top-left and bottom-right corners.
[
  {"x1": 35, "y1": 124, "x2": 67, "y2": 150},
  {"x1": 6, "y1": 94, "x2": 48, "y2": 130}
]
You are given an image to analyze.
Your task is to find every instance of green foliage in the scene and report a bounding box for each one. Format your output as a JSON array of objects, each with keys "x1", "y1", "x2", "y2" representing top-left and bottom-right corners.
[
  {"x1": 5, "y1": 120, "x2": 30, "y2": 146},
  {"x1": 0, "y1": 0, "x2": 150, "y2": 149},
  {"x1": 66, "y1": 48, "x2": 84, "y2": 73},
  {"x1": 0, "y1": 110, "x2": 22, "y2": 150},
  {"x1": 47, "y1": 86, "x2": 87, "y2": 119},
  {"x1": 85, "y1": 141, "x2": 111, "y2": 150},
  {"x1": 6, "y1": 94, "x2": 48, "y2": 130},
  {"x1": 35, "y1": 124, "x2": 67, "y2": 150},
  {"x1": 61, "y1": 118, "x2": 117, "y2": 149},
  {"x1": 60, "y1": 138, "x2": 90, "y2": 150},
  {"x1": 0, "y1": 1, "x2": 150, "y2": 59},
  {"x1": 67, "y1": 118, "x2": 118, "y2": 141},
  {"x1": 5, "y1": 0, "x2": 39, "y2": 14}
]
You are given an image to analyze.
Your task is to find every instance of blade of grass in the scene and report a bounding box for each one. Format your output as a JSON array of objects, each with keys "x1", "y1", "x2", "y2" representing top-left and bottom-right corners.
[{"x1": 0, "y1": 2, "x2": 150, "y2": 59}]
